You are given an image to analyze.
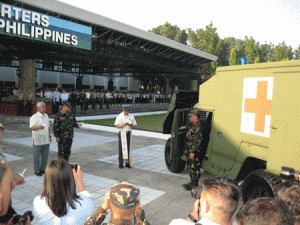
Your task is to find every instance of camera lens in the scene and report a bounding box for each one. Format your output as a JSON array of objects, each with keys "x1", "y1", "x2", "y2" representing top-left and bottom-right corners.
[{"x1": 191, "y1": 186, "x2": 202, "y2": 199}]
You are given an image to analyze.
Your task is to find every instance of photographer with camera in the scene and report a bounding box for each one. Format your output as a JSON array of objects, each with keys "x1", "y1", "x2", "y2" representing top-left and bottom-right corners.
[
  {"x1": 0, "y1": 116, "x2": 32, "y2": 225},
  {"x1": 170, "y1": 177, "x2": 240, "y2": 225},
  {"x1": 33, "y1": 157, "x2": 94, "y2": 224}
]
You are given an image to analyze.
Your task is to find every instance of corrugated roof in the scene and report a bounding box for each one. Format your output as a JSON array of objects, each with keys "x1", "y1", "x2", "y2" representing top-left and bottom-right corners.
[{"x1": 16, "y1": 0, "x2": 218, "y2": 62}]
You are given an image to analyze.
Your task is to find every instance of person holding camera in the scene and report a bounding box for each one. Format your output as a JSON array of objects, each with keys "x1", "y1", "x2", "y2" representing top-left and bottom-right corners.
[
  {"x1": 114, "y1": 105, "x2": 137, "y2": 169},
  {"x1": 84, "y1": 181, "x2": 150, "y2": 225},
  {"x1": 0, "y1": 116, "x2": 32, "y2": 225},
  {"x1": 170, "y1": 177, "x2": 240, "y2": 225},
  {"x1": 33, "y1": 157, "x2": 94, "y2": 224}
]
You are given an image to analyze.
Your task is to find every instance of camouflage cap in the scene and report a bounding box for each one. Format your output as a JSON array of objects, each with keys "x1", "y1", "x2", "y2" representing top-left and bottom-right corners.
[
  {"x1": 188, "y1": 109, "x2": 200, "y2": 118},
  {"x1": 122, "y1": 104, "x2": 131, "y2": 112},
  {"x1": 0, "y1": 115, "x2": 4, "y2": 131},
  {"x1": 63, "y1": 101, "x2": 71, "y2": 107},
  {"x1": 110, "y1": 181, "x2": 140, "y2": 210}
]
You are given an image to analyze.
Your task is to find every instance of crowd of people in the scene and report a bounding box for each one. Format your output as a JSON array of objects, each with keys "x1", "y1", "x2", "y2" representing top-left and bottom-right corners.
[
  {"x1": 0, "y1": 87, "x2": 172, "y2": 115},
  {"x1": 1, "y1": 90, "x2": 300, "y2": 224}
]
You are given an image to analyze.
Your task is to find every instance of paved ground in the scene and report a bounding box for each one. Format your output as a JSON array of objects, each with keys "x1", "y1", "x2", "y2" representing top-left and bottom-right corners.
[{"x1": 0, "y1": 104, "x2": 215, "y2": 225}]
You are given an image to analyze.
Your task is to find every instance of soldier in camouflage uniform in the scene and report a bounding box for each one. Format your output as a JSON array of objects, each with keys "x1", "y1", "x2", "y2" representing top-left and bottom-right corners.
[
  {"x1": 25, "y1": 87, "x2": 35, "y2": 116},
  {"x1": 79, "y1": 90, "x2": 87, "y2": 114},
  {"x1": 84, "y1": 181, "x2": 150, "y2": 225},
  {"x1": 53, "y1": 102, "x2": 82, "y2": 162},
  {"x1": 182, "y1": 109, "x2": 203, "y2": 191}
]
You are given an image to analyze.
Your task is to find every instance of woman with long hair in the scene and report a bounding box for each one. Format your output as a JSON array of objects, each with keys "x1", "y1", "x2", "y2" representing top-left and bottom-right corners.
[{"x1": 33, "y1": 157, "x2": 94, "y2": 224}]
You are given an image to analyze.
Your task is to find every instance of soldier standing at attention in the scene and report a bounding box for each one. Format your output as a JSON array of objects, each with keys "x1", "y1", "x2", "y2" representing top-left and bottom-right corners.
[
  {"x1": 114, "y1": 105, "x2": 137, "y2": 169},
  {"x1": 91, "y1": 90, "x2": 97, "y2": 110},
  {"x1": 182, "y1": 109, "x2": 203, "y2": 191},
  {"x1": 15, "y1": 88, "x2": 25, "y2": 116},
  {"x1": 53, "y1": 102, "x2": 82, "y2": 162},
  {"x1": 70, "y1": 90, "x2": 78, "y2": 114},
  {"x1": 25, "y1": 87, "x2": 35, "y2": 116},
  {"x1": 79, "y1": 90, "x2": 87, "y2": 114}
]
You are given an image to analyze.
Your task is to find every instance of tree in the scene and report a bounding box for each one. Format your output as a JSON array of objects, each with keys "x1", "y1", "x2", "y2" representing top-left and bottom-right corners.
[
  {"x1": 293, "y1": 44, "x2": 300, "y2": 60},
  {"x1": 229, "y1": 49, "x2": 239, "y2": 66},
  {"x1": 188, "y1": 22, "x2": 220, "y2": 79},
  {"x1": 149, "y1": 22, "x2": 187, "y2": 44},
  {"x1": 270, "y1": 41, "x2": 293, "y2": 62},
  {"x1": 244, "y1": 36, "x2": 259, "y2": 64},
  {"x1": 254, "y1": 55, "x2": 260, "y2": 64},
  {"x1": 258, "y1": 42, "x2": 274, "y2": 63}
]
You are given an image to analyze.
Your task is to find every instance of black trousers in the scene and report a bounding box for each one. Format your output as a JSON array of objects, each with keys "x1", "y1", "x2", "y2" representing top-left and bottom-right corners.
[{"x1": 118, "y1": 131, "x2": 131, "y2": 166}]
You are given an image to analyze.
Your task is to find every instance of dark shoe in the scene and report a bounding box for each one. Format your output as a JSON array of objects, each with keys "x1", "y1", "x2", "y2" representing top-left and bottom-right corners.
[
  {"x1": 182, "y1": 181, "x2": 192, "y2": 187},
  {"x1": 40, "y1": 171, "x2": 45, "y2": 175},
  {"x1": 35, "y1": 172, "x2": 42, "y2": 177},
  {"x1": 125, "y1": 163, "x2": 131, "y2": 168},
  {"x1": 185, "y1": 180, "x2": 198, "y2": 191},
  {"x1": 119, "y1": 165, "x2": 123, "y2": 169}
]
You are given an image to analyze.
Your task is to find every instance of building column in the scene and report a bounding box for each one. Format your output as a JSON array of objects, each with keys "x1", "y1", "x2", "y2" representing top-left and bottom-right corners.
[
  {"x1": 190, "y1": 80, "x2": 198, "y2": 92},
  {"x1": 165, "y1": 78, "x2": 170, "y2": 95},
  {"x1": 19, "y1": 59, "x2": 36, "y2": 93}
]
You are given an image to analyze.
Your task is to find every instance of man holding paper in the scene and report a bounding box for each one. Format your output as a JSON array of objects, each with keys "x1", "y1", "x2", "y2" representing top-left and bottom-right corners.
[{"x1": 114, "y1": 105, "x2": 137, "y2": 169}]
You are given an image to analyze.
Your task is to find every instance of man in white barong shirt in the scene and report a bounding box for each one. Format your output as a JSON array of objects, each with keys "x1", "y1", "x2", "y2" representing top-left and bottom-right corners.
[
  {"x1": 114, "y1": 105, "x2": 137, "y2": 169},
  {"x1": 30, "y1": 102, "x2": 51, "y2": 176}
]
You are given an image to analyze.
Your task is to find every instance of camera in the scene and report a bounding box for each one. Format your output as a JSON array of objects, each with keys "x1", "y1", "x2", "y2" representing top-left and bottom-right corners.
[
  {"x1": 280, "y1": 166, "x2": 300, "y2": 181},
  {"x1": 13, "y1": 211, "x2": 34, "y2": 224},
  {"x1": 70, "y1": 163, "x2": 78, "y2": 171},
  {"x1": 191, "y1": 186, "x2": 202, "y2": 199}
]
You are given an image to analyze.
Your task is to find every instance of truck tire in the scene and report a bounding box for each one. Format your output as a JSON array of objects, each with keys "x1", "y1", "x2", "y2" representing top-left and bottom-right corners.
[
  {"x1": 241, "y1": 169, "x2": 282, "y2": 203},
  {"x1": 165, "y1": 138, "x2": 186, "y2": 173}
]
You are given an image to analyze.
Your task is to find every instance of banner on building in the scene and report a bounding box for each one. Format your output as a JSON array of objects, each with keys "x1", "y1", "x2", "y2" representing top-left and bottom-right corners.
[{"x1": 0, "y1": 2, "x2": 92, "y2": 50}]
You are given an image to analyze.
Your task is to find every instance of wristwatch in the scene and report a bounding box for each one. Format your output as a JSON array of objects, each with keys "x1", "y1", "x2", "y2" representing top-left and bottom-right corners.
[{"x1": 188, "y1": 214, "x2": 198, "y2": 223}]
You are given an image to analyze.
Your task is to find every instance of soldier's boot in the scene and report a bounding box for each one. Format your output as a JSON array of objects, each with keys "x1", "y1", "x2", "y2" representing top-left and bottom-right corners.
[
  {"x1": 125, "y1": 163, "x2": 131, "y2": 168},
  {"x1": 182, "y1": 181, "x2": 192, "y2": 187},
  {"x1": 185, "y1": 180, "x2": 198, "y2": 191}
]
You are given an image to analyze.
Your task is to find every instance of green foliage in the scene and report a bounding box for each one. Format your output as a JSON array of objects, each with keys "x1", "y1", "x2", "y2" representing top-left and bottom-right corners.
[
  {"x1": 244, "y1": 36, "x2": 259, "y2": 64},
  {"x1": 254, "y1": 55, "x2": 260, "y2": 64},
  {"x1": 270, "y1": 41, "x2": 293, "y2": 62},
  {"x1": 295, "y1": 45, "x2": 300, "y2": 60},
  {"x1": 229, "y1": 49, "x2": 239, "y2": 66},
  {"x1": 188, "y1": 22, "x2": 220, "y2": 80},
  {"x1": 149, "y1": 22, "x2": 187, "y2": 45}
]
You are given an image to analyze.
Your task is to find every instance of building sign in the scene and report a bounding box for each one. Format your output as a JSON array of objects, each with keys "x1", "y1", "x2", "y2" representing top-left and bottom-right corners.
[{"x1": 0, "y1": 3, "x2": 92, "y2": 50}]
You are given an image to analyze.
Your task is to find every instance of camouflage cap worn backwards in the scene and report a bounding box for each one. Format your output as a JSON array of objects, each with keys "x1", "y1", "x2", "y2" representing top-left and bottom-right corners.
[
  {"x1": 0, "y1": 115, "x2": 4, "y2": 131},
  {"x1": 110, "y1": 181, "x2": 140, "y2": 210},
  {"x1": 188, "y1": 109, "x2": 200, "y2": 118},
  {"x1": 63, "y1": 101, "x2": 71, "y2": 107}
]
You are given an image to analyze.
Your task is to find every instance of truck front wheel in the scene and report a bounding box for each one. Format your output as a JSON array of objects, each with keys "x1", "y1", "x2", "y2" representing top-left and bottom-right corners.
[
  {"x1": 241, "y1": 169, "x2": 282, "y2": 203},
  {"x1": 165, "y1": 138, "x2": 186, "y2": 173}
]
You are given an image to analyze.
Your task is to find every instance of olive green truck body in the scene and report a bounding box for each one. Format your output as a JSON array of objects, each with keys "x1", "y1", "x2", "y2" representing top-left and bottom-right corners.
[{"x1": 164, "y1": 60, "x2": 300, "y2": 201}]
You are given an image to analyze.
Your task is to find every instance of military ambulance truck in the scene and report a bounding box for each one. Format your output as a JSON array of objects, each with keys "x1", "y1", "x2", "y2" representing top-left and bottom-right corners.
[{"x1": 163, "y1": 60, "x2": 300, "y2": 202}]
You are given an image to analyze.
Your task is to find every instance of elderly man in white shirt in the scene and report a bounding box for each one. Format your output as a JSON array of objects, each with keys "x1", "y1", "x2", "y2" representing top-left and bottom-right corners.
[
  {"x1": 114, "y1": 105, "x2": 137, "y2": 169},
  {"x1": 30, "y1": 102, "x2": 51, "y2": 176}
]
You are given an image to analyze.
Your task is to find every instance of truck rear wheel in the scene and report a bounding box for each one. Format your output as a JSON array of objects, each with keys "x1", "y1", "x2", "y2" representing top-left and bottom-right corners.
[
  {"x1": 165, "y1": 138, "x2": 186, "y2": 173},
  {"x1": 241, "y1": 169, "x2": 282, "y2": 203}
]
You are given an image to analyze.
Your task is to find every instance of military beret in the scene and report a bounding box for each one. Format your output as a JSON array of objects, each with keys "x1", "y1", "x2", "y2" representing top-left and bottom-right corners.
[
  {"x1": 63, "y1": 101, "x2": 71, "y2": 107},
  {"x1": 188, "y1": 109, "x2": 200, "y2": 118},
  {"x1": 110, "y1": 181, "x2": 140, "y2": 210}
]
